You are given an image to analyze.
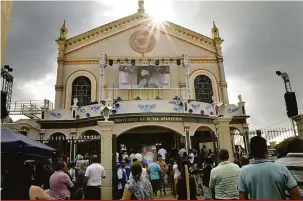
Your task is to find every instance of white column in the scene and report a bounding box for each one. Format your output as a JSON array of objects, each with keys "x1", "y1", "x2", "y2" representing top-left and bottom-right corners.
[
  {"x1": 184, "y1": 125, "x2": 191, "y2": 151},
  {"x1": 97, "y1": 121, "x2": 114, "y2": 200},
  {"x1": 214, "y1": 117, "x2": 234, "y2": 161},
  {"x1": 99, "y1": 53, "x2": 107, "y2": 101}
]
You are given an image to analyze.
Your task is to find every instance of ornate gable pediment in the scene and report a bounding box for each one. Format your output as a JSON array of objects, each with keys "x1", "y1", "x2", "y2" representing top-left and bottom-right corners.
[{"x1": 63, "y1": 12, "x2": 217, "y2": 58}]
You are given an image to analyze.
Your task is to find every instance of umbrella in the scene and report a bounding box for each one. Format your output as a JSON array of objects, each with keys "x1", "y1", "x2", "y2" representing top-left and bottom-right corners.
[{"x1": 1, "y1": 126, "x2": 56, "y2": 158}]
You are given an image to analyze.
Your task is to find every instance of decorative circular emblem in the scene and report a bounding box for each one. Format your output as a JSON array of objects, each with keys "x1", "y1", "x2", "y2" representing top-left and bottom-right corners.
[{"x1": 129, "y1": 30, "x2": 155, "y2": 53}]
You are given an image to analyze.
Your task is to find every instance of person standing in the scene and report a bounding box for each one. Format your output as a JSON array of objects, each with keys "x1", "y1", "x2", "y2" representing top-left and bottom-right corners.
[
  {"x1": 188, "y1": 149, "x2": 195, "y2": 164},
  {"x1": 238, "y1": 136, "x2": 302, "y2": 200},
  {"x1": 239, "y1": 155, "x2": 250, "y2": 167},
  {"x1": 176, "y1": 160, "x2": 197, "y2": 200},
  {"x1": 2, "y1": 161, "x2": 52, "y2": 200},
  {"x1": 201, "y1": 145, "x2": 209, "y2": 163},
  {"x1": 178, "y1": 146, "x2": 186, "y2": 158},
  {"x1": 68, "y1": 162, "x2": 78, "y2": 184},
  {"x1": 129, "y1": 150, "x2": 136, "y2": 163},
  {"x1": 117, "y1": 161, "x2": 128, "y2": 199},
  {"x1": 202, "y1": 158, "x2": 213, "y2": 200},
  {"x1": 135, "y1": 149, "x2": 143, "y2": 162},
  {"x1": 209, "y1": 149, "x2": 240, "y2": 200},
  {"x1": 49, "y1": 162, "x2": 74, "y2": 200},
  {"x1": 157, "y1": 156, "x2": 168, "y2": 196},
  {"x1": 158, "y1": 146, "x2": 167, "y2": 162},
  {"x1": 84, "y1": 155, "x2": 106, "y2": 200},
  {"x1": 148, "y1": 161, "x2": 161, "y2": 198},
  {"x1": 122, "y1": 162, "x2": 153, "y2": 200}
]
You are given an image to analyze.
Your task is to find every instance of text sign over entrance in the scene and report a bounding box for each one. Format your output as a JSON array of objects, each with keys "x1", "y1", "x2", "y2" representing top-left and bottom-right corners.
[{"x1": 114, "y1": 116, "x2": 183, "y2": 123}]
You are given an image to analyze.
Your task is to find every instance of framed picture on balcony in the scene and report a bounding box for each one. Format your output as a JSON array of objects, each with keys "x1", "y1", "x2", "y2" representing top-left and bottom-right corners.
[{"x1": 118, "y1": 66, "x2": 170, "y2": 89}]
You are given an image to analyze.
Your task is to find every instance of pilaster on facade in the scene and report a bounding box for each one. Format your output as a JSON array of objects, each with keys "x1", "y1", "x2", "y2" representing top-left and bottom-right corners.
[
  {"x1": 70, "y1": 128, "x2": 77, "y2": 136},
  {"x1": 97, "y1": 121, "x2": 114, "y2": 200},
  {"x1": 214, "y1": 117, "x2": 234, "y2": 161},
  {"x1": 184, "y1": 125, "x2": 191, "y2": 151}
]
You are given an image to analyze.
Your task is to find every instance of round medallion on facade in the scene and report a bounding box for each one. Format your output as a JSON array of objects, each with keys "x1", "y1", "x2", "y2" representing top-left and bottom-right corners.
[{"x1": 129, "y1": 30, "x2": 155, "y2": 53}]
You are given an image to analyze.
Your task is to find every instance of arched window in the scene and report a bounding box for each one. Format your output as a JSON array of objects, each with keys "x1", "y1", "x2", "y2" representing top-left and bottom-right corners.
[
  {"x1": 71, "y1": 76, "x2": 91, "y2": 107},
  {"x1": 194, "y1": 75, "x2": 213, "y2": 103}
]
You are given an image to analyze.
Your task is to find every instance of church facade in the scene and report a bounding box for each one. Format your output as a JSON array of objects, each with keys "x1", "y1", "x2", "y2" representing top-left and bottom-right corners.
[{"x1": 10, "y1": 1, "x2": 250, "y2": 199}]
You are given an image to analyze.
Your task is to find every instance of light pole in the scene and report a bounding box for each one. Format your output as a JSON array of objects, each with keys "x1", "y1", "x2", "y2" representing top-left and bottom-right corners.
[
  {"x1": 276, "y1": 71, "x2": 298, "y2": 136},
  {"x1": 1, "y1": 65, "x2": 13, "y2": 120}
]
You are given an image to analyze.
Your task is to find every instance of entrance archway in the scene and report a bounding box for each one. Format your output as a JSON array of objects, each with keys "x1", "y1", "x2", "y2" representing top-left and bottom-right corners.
[
  {"x1": 76, "y1": 130, "x2": 101, "y2": 159},
  {"x1": 48, "y1": 132, "x2": 69, "y2": 157},
  {"x1": 117, "y1": 126, "x2": 184, "y2": 163},
  {"x1": 191, "y1": 126, "x2": 217, "y2": 153}
]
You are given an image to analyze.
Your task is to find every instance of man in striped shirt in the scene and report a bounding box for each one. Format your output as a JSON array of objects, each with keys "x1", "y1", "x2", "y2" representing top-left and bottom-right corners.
[{"x1": 209, "y1": 149, "x2": 240, "y2": 199}]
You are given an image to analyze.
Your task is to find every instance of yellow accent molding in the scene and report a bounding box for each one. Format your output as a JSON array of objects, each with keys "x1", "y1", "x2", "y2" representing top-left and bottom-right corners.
[
  {"x1": 221, "y1": 81, "x2": 228, "y2": 88},
  {"x1": 63, "y1": 13, "x2": 216, "y2": 56},
  {"x1": 66, "y1": 12, "x2": 213, "y2": 47},
  {"x1": 64, "y1": 23, "x2": 216, "y2": 57},
  {"x1": 63, "y1": 57, "x2": 217, "y2": 65},
  {"x1": 55, "y1": 84, "x2": 63, "y2": 91}
]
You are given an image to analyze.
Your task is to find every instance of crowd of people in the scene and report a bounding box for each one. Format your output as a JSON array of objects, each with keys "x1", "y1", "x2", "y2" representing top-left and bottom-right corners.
[
  {"x1": 114, "y1": 145, "x2": 217, "y2": 200},
  {"x1": 115, "y1": 136, "x2": 303, "y2": 200},
  {"x1": 1, "y1": 135, "x2": 302, "y2": 200}
]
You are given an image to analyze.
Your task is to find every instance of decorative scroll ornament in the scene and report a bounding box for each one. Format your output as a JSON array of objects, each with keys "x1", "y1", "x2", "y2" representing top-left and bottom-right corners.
[
  {"x1": 138, "y1": 104, "x2": 156, "y2": 112},
  {"x1": 130, "y1": 30, "x2": 156, "y2": 53},
  {"x1": 51, "y1": 112, "x2": 62, "y2": 118}
]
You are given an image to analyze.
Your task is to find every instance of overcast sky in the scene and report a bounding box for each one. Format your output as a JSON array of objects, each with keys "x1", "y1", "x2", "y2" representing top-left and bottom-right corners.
[{"x1": 5, "y1": 0, "x2": 303, "y2": 129}]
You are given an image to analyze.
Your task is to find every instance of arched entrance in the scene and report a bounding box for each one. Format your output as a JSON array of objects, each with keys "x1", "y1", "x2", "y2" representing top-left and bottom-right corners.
[
  {"x1": 116, "y1": 126, "x2": 184, "y2": 163},
  {"x1": 76, "y1": 130, "x2": 101, "y2": 158},
  {"x1": 48, "y1": 133, "x2": 69, "y2": 157},
  {"x1": 191, "y1": 126, "x2": 217, "y2": 153}
]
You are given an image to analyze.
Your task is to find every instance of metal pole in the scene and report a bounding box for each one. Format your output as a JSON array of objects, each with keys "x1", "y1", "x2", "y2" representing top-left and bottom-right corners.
[
  {"x1": 99, "y1": 53, "x2": 107, "y2": 101},
  {"x1": 185, "y1": 164, "x2": 190, "y2": 200},
  {"x1": 183, "y1": 54, "x2": 191, "y2": 100}
]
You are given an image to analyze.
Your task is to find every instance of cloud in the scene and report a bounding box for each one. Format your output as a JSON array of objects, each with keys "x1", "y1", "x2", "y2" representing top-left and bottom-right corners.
[{"x1": 5, "y1": 1, "x2": 303, "y2": 129}]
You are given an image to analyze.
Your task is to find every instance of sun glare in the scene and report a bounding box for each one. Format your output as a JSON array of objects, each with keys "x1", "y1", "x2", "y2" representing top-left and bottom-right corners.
[{"x1": 145, "y1": 0, "x2": 175, "y2": 22}]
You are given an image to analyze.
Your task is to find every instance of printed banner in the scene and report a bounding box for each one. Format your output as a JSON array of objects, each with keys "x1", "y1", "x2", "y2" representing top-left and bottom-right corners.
[{"x1": 119, "y1": 66, "x2": 170, "y2": 89}]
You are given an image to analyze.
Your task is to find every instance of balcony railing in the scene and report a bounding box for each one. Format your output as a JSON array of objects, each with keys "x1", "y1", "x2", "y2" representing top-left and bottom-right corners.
[
  {"x1": 102, "y1": 88, "x2": 185, "y2": 101},
  {"x1": 42, "y1": 98, "x2": 244, "y2": 121}
]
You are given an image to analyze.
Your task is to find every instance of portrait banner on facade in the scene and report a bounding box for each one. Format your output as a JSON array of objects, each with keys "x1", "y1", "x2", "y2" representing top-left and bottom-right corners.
[{"x1": 119, "y1": 66, "x2": 170, "y2": 89}]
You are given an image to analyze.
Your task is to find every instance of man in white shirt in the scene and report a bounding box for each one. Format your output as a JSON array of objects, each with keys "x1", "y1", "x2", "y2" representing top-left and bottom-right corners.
[
  {"x1": 189, "y1": 149, "x2": 195, "y2": 164},
  {"x1": 178, "y1": 146, "x2": 187, "y2": 158},
  {"x1": 135, "y1": 149, "x2": 143, "y2": 162},
  {"x1": 84, "y1": 155, "x2": 106, "y2": 200},
  {"x1": 129, "y1": 150, "x2": 136, "y2": 163},
  {"x1": 158, "y1": 147, "x2": 167, "y2": 162},
  {"x1": 116, "y1": 152, "x2": 119, "y2": 163}
]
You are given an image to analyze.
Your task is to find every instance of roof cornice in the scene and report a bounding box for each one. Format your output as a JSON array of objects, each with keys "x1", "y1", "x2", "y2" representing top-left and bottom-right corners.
[{"x1": 63, "y1": 12, "x2": 217, "y2": 56}]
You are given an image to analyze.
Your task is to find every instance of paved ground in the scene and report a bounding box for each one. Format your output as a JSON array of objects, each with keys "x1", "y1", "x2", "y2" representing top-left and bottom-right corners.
[
  {"x1": 154, "y1": 190, "x2": 204, "y2": 200},
  {"x1": 154, "y1": 194, "x2": 204, "y2": 200}
]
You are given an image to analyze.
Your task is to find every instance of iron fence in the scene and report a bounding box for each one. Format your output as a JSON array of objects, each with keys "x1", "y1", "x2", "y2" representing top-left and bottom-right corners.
[
  {"x1": 36, "y1": 134, "x2": 101, "y2": 161},
  {"x1": 231, "y1": 128, "x2": 298, "y2": 154}
]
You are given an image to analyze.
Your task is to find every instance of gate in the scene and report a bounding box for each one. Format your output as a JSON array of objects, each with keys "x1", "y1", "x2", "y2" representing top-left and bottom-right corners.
[
  {"x1": 231, "y1": 128, "x2": 298, "y2": 154},
  {"x1": 38, "y1": 131, "x2": 101, "y2": 162}
]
